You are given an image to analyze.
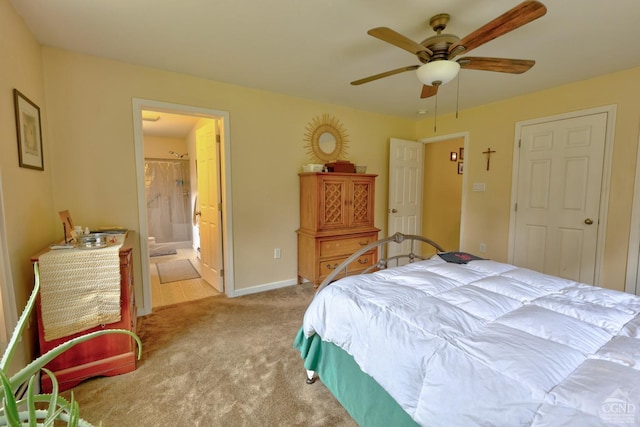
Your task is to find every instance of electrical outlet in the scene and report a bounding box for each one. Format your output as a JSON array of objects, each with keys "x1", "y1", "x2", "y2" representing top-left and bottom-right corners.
[
  {"x1": 274, "y1": 248, "x2": 281, "y2": 259},
  {"x1": 479, "y1": 243, "x2": 487, "y2": 253}
]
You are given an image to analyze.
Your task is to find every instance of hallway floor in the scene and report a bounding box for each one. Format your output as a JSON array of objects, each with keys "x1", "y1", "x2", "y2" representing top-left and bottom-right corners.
[{"x1": 150, "y1": 248, "x2": 221, "y2": 308}]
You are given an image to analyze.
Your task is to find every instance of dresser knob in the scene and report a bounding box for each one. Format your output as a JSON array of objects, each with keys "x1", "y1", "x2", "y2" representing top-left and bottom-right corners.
[
  {"x1": 326, "y1": 263, "x2": 339, "y2": 270},
  {"x1": 357, "y1": 258, "x2": 368, "y2": 264}
]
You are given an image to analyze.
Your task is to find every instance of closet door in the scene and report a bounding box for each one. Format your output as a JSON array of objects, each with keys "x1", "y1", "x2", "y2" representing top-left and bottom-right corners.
[{"x1": 512, "y1": 112, "x2": 608, "y2": 284}]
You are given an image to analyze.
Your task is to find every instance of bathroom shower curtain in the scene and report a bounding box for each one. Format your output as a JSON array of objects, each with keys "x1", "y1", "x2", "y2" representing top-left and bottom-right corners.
[{"x1": 144, "y1": 159, "x2": 192, "y2": 244}]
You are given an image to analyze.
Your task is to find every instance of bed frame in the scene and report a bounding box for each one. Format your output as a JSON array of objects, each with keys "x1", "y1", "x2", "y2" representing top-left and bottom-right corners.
[
  {"x1": 306, "y1": 233, "x2": 445, "y2": 385},
  {"x1": 315, "y1": 232, "x2": 445, "y2": 295}
]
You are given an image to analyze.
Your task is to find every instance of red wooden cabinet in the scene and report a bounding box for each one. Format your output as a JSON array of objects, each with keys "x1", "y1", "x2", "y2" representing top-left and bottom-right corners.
[{"x1": 32, "y1": 239, "x2": 138, "y2": 392}]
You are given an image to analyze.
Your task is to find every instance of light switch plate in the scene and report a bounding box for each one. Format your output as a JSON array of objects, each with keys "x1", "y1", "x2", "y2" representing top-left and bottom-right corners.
[{"x1": 472, "y1": 183, "x2": 486, "y2": 192}]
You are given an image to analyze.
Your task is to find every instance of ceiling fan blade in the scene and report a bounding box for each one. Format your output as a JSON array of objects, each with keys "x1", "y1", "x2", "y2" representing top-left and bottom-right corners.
[
  {"x1": 457, "y1": 57, "x2": 535, "y2": 74},
  {"x1": 351, "y1": 65, "x2": 419, "y2": 85},
  {"x1": 368, "y1": 27, "x2": 433, "y2": 57},
  {"x1": 449, "y1": 1, "x2": 547, "y2": 58},
  {"x1": 420, "y1": 84, "x2": 438, "y2": 99}
]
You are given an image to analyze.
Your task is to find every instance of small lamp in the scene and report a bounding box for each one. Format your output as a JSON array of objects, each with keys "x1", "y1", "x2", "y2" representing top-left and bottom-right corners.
[
  {"x1": 450, "y1": 152, "x2": 458, "y2": 161},
  {"x1": 416, "y1": 60, "x2": 460, "y2": 86}
]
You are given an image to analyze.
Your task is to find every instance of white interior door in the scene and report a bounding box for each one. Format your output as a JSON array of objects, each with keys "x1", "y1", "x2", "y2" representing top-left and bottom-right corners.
[
  {"x1": 196, "y1": 122, "x2": 223, "y2": 292},
  {"x1": 512, "y1": 112, "x2": 608, "y2": 284},
  {"x1": 388, "y1": 138, "x2": 424, "y2": 260}
]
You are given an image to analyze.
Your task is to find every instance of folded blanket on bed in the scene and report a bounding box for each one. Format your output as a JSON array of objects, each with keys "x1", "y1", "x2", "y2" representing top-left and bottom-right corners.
[{"x1": 302, "y1": 256, "x2": 640, "y2": 427}]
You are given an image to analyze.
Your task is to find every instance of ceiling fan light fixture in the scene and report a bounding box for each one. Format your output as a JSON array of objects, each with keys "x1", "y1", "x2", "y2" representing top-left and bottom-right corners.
[{"x1": 416, "y1": 60, "x2": 460, "y2": 86}]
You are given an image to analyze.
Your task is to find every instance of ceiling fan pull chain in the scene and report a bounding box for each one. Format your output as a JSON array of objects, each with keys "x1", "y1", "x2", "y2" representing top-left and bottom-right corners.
[
  {"x1": 434, "y1": 91, "x2": 438, "y2": 133},
  {"x1": 456, "y1": 73, "x2": 460, "y2": 119}
]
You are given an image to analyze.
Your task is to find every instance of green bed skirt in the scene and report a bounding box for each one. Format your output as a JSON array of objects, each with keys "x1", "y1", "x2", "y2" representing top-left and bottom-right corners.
[{"x1": 293, "y1": 328, "x2": 418, "y2": 427}]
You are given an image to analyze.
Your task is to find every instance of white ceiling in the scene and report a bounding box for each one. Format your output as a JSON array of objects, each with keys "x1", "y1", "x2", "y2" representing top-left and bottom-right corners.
[
  {"x1": 10, "y1": 0, "x2": 640, "y2": 119},
  {"x1": 141, "y1": 110, "x2": 200, "y2": 138}
]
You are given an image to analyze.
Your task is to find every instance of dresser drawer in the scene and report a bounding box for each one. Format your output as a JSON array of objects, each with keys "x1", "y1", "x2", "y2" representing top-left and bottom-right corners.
[
  {"x1": 319, "y1": 234, "x2": 376, "y2": 258},
  {"x1": 319, "y1": 251, "x2": 376, "y2": 277}
]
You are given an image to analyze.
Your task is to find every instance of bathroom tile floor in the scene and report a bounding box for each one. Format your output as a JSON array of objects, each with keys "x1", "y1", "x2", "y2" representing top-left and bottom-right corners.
[{"x1": 150, "y1": 248, "x2": 221, "y2": 308}]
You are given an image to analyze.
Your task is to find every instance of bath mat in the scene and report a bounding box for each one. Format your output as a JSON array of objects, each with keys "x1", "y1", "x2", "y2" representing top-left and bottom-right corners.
[
  {"x1": 156, "y1": 259, "x2": 200, "y2": 284},
  {"x1": 150, "y1": 248, "x2": 177, "y2": 257}
]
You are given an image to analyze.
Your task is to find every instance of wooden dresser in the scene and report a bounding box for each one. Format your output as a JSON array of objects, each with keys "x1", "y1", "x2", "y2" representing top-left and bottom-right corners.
[
  {"x1": 31, "y1": 235, "x2": 137, "y2": 392},
  {"x1": 297, "y1": 172, "x2": 380, "y2": 287}
]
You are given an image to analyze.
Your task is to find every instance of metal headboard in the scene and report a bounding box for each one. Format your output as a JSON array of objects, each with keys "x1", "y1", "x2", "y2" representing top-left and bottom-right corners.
[{"x1": 315, "y1": 232, "x2": 445, "y2": 294}]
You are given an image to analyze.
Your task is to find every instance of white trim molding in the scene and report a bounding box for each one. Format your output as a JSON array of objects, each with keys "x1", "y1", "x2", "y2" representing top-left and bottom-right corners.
[
  {"x1": 625, "y1": 125, "x2": 640, "y2": 295},
  {"x1": 132, "y1": 98, "x2": 235, "y2": 314},
  {"x1": 232, "y1": 279, "x2": 299, "y2": 297},
  {"x1": 0, "y1": 169, "x2": 18, "y2": 350},
  {"x1": 419, "y1": 131, "x2": 469, "y2": 252}
]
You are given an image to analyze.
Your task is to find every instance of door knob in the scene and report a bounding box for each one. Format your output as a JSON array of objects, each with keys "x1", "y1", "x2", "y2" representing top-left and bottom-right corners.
[
  {"x1": 389, "y1": 208, "x2": 398, "y2": 213},
  {"x1": 584, "y1": 218, "x2": 593, "y2": 225}
]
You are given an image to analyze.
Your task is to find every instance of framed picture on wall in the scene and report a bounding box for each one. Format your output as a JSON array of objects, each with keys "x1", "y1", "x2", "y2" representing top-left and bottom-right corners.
[
  {"x1": 13, "y1": 89, "x2": 44, "y2": 171},
  {"x1": 458, "y1": 162, "x2": 464, "y2": 175}
]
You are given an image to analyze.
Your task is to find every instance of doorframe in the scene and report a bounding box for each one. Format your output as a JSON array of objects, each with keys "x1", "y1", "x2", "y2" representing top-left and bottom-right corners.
[
  {"x1": 507, "y1": 105, "x2": 616, "y2": 286},
  {"x1": 625, "y1": 128, "x2": 640, "y2": 295},
  {"x1": 0, "y1": 170, "x2": 18, "y2": 349},
  {"x1": 132, "y1": 98, "x2": 235, "y2": 315},
  {"x1": 419, "y1": 131, "x2": 470, "y2": 251}
]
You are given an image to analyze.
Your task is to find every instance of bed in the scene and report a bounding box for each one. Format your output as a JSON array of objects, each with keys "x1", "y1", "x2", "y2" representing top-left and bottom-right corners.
[{"x1": 294, "y1": 233, "x2": 640, "y2": 427}]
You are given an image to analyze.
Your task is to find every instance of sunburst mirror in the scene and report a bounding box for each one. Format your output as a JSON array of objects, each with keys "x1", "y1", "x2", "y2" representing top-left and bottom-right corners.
[{"x1": 304, "y1": 114, "x2": 349, "y2": 163}]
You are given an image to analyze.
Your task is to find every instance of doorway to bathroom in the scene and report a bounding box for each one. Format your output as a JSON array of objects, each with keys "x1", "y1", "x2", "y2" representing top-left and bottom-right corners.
[
  {"x1": 144, "y1": 155, "x2": 215, "y2": 308},
  {"x1": 133, "y1": 99, "x2": 234, "y2": 315},
  {"x1": 145, "y1": 157, "x2": 192, "y2": 256}
]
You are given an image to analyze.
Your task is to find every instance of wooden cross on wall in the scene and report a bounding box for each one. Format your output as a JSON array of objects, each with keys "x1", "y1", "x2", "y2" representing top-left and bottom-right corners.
[{"x1": 482, "y1": 147, "x2": 496, "y2": 171}]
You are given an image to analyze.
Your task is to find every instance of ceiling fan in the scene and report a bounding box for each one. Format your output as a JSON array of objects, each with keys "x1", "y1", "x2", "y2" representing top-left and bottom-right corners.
[{"x1": 351, "y1": 1, "x2": 547, "y2": 99}]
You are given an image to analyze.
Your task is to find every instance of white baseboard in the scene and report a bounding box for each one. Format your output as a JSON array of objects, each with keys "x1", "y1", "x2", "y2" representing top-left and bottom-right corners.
[{"x1": 231, "y1": 278, "x2": 299, "y2": 297}]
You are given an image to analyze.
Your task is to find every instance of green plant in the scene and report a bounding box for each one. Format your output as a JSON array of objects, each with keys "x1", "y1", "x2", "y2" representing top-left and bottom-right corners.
[{"x1": 0, "y1": 263, "x2": 142, "y2": 426}]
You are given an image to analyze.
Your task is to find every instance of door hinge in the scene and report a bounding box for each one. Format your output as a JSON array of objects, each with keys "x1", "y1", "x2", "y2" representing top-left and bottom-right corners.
[
  {"x1": 216, "y1": 134, "x2": 221, "y2": 143},
  {"x1": 518, "y1": 139, "x2": 521, "y2": 148},
  {"x1": 220, "y1": 268, "x2": 224, "y2": 278},
  {"x1": 218, "y1": 202, "x2": 223, "y2": 211},
  {"x1": 515, "y1": 202, "x2": 518, "y2": 212}
]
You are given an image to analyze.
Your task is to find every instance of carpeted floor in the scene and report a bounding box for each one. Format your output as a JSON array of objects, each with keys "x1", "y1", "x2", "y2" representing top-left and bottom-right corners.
[{"x1": 62, "y1": 284, "x2": 356, "y2": 426}]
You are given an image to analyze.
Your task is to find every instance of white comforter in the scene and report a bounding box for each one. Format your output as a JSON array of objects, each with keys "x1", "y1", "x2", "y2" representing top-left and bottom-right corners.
[{"x1": 302, "y1": 256, "x2": 640, "y2": 426}]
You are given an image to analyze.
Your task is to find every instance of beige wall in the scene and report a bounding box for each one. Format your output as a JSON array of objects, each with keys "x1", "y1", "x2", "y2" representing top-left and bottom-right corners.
[
  {"x1": 416, "y1": 67, "x2": 640, "y2": 292},
  {"x1": 40, "y1": 47, "x2": 415, "y2": 303},
  {"x1": 0, "y1": 0, "x2": 57, "y2": 370},
  {"x1": 3, "y1": 0, "x2": 640, "y2": 370},
  {"x1": 422, "y1": 137, "x2": 464, "y2": 254},
  {"x1": 143, "y1": 135, "x2": 188, "y2": 159}
]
